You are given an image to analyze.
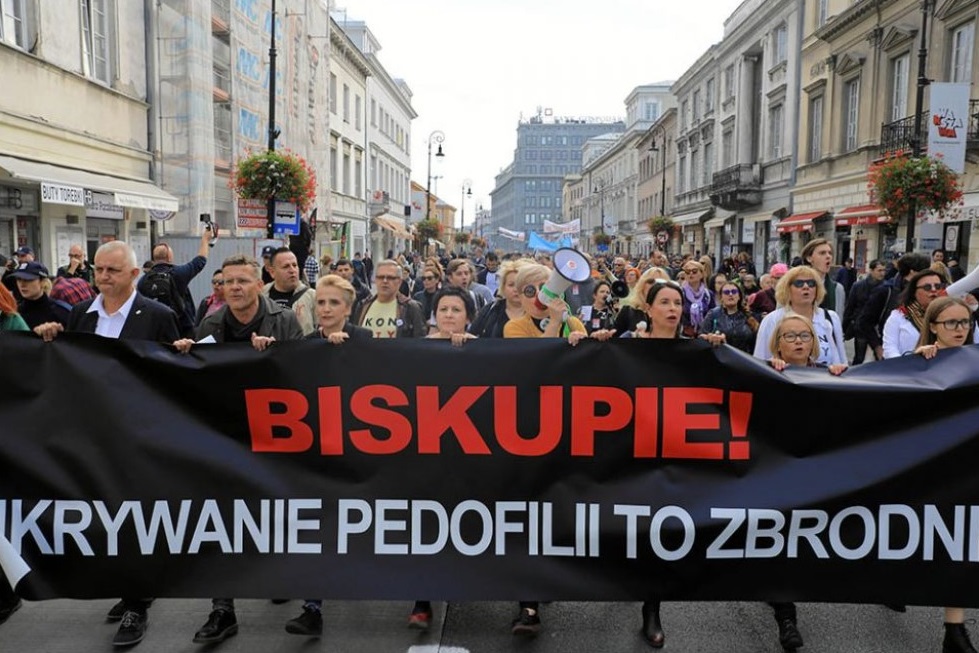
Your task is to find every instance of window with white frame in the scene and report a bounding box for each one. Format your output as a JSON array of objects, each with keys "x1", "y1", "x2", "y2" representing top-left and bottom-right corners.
[
  {"x1": 769, "y1": 104, "x2": 784, "y2": 159},
  {"x1": 690, "y1": 149, "x2": 700, "y2": 189},
  {"x1": 678, "y1": 154, "x2": 687, "y2": 193},
  {"x1": 80, "y1": 0, "x2": 111, "y2": 84},
  {"x1": 330, "y1": 144, "x2": 338, "y2": 188},
  {"x1": 329, "y1": 74, "x2": 337, "y2": 114},
  {"x1": 703, "y1": 142, "x2": 713, "y2": 186},
  {"x1": 0, "y1": 0, "x2": 27, "y2": 48},
  {"x1": 950, "y1": 22, "x2": 975, "y2": 83},
  {"x1": 773, "y1": 24, "x2": 788, "y2": 65},
  {"x1": 342, "y1": 151, "x2": 350, "y2": 194},
  {"x1": 724, "y1": 65, "x2": 735, "y2": 100},
  {"x1": 370, "y1": 98, "x2": 376, "y2": 126},
  {"x1": 722, "y1": 130, "x2": 733, "y2": 168},
  {"x1": 680, "y1": 100, "x2": 688, "y2": 130},
  {"x1": 817, "y1": 0, "x2": 828, "y2": 27},
  {"x1": 809, "y1": 95, "x2": 823, "y2": 163},
  {"x1": 891, "y1": 54, "x2": 909, "y2": 122},
  {"x1": 844, "y1": 77, "x2": 861, "y2": 152},
  {"x1": 354, "y1": 156, "x2": 362, "y2": 197},
  {"x1": 342, "y1": 84, "x2": 350, "y2": 123},
  {"x1": 355, "y1": 95, "x2": 362, "y2": 131},
  {"x1": 705, "y1": 78, "x2": 715, "y2": 113},
  {"x1": 693, "y1": 90, "x2": 701, "y2": 121}
]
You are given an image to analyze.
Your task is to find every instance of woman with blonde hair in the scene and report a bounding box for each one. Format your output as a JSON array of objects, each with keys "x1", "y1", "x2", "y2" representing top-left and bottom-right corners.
[
  {"x1": 613, "y1": 267, "x2": 671, "y2": 333},
  {"x1": 470, "y1": 259, "x2": 526, "y2": 338},
  {"x1": 752, "y1": 265, "x2": 847, "y2": 365}
]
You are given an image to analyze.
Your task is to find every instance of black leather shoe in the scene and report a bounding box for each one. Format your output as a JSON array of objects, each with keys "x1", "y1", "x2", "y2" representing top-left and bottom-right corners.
[
  {"x1": 641, "y1": 600, "x2": 665, "y2": 648},
  {"x1": 193, "y1": 609, "x2": 238, "y2": 644},
  {"x1": 944, "y1": 623, "x2": 979, "y2": 653},
  {"x1": 511, "y1": 607, "x2": 541, "y2": 636},
  {"x1": 113, "y1": 610, "x2": 148, "y2": 647},
  {"x1": 884, "y1": 603, "x2": 907, "y2": 613},
  {"x1": 0, "y1": 597, "x2": 22, "y2": 625},
  {"x1": 776, "y1": 617, "x2": 804, "y2": 651},
  {"x1": 108, "y1": 599, "x2": 155, "y2": 623},
  {"x1": 285, "y1": 606, "x2": 322, "y2": 637}
]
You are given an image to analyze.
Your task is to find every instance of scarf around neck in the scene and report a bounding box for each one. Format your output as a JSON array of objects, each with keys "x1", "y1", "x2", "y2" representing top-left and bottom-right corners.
[{"x1": 683, "y1": 282, "x2": 710, "y2": 329}]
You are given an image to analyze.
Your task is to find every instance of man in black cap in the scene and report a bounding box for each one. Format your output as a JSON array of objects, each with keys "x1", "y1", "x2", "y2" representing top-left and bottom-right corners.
[
  {"x1": 12, "y1": 261, "x2": 71, "y2": 330},
  {"x1": 260, "y1": 245, "x2": 275, "y2": 284}
]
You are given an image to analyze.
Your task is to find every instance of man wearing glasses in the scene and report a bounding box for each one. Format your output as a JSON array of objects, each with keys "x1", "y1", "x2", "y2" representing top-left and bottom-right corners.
[
  {"x1": 56, "y1": 244, "x2": 94, "y2": 286},
  {"x1": 354, "y1": 259, "x2": 425, "y2": 338}
]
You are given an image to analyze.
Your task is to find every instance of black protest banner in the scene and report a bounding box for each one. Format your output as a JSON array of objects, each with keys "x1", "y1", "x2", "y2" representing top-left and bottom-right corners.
[{"x1": 1, "y1": 332, "x2": 979, "y2": 606}]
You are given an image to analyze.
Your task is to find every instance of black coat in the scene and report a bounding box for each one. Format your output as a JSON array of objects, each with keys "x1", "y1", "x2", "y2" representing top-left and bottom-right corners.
[{"x1": 67, "y1": 292, "x2": 180, "y2": 342}]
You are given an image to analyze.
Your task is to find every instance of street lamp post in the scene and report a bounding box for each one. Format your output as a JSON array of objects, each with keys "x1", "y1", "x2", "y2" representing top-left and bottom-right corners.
[
  {"x1": 906, "y1": 0, "x2": 933, "y2": 253},
  {"x1": 649, "y1": 128, "x2": 669, "y2": 252},
  {"x1": 265, "y1": 0, "x2": 282, "y2": 239},
  {"x1": 426, "y1": 131, "x2": 445, "y2": 221},
  {"x1": 460, "y1": 178, "x2": 472, "y2": 241}
]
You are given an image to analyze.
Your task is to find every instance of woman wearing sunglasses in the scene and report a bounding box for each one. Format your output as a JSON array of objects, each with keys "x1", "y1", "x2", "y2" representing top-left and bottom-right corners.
[
  {"x1": 503, "y1": 263, "x2": 588, "y2": 343},
  {"x1": 412, "y1": 264, "x2": 443, "y2": 333},
  {"x1": 882, "y1": 269, "x2": 978, "y2": 358},
  {"x1": 753, "y1": 266, "x2": 847, "y2": 366},
  {"x1": 470, "y1": 259, "x2": 527, "y2": 338},
  {"x1": 698, "y1": 281, "x2": 758, "y2": 353},
  {"x1": 909, "y1": 296, "x2": 979, "y2": 653},
  {"x1": 679, "y1": 260, "x2": 715, "y2": 338}
]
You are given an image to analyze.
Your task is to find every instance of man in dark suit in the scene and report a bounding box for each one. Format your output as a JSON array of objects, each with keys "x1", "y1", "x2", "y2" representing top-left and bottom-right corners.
[{"x1": 33, "y1": 240, "x2": 178, "y2": 647}]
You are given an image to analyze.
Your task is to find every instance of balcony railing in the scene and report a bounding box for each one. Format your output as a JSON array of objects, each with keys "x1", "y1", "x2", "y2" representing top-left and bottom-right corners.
[
  {"x1": 879, "y1": 101, "x2": 979, "y2": 155},
  {"x1": 709, "y1": 164, "x2": 761, "y2": 211}
]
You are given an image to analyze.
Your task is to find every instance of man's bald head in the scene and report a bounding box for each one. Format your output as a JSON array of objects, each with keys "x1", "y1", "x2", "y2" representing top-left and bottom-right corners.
[{"x1": 151, "y1": 244, "x2": 174, "y2": 263}]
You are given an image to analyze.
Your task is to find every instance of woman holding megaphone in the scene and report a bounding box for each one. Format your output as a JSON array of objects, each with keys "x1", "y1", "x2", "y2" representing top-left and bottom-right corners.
[{"x1": 503, "y1": 262, "x2": 588, "y2": 341}]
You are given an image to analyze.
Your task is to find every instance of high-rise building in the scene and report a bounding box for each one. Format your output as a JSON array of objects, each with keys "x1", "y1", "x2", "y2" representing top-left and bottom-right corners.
[{"x1": 488, "y1": 111, "x2": 624, "y2": 251}]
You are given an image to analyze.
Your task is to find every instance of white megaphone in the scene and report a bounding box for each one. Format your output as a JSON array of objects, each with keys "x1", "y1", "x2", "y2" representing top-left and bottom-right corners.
[{"x1": 535, "y1": 248, "x2": 592, "y2": 310}]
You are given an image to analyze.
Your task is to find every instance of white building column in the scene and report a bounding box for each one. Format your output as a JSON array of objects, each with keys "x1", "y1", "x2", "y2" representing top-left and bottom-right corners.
[{"x1": 737, "y1": 55, "x2": 756, "y2": 165}]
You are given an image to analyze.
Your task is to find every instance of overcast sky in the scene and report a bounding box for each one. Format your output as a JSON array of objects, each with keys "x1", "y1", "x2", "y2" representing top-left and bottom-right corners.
[{"x1": 337, "y1": 0, "x2": 743, "y2": 224}]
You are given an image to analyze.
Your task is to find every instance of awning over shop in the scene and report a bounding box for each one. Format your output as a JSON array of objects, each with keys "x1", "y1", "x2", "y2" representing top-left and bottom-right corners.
[
  {"x1": 776, "y1": 211, "x2": 827, "y2": 234},
  {"x1": 671, "y1": 208, "x2": 711, "y2": 227},
  {"x1": 834, "y1": 204, "x2": 891, "y2": 226},
  {"x1": 703, "y1": 215, "x2": 729, "y2": 230},
  {"x1": 0, "y1": 155, "x2": 179, "y2": 213},
  {"x1": 428, "y1": 238, "x2": 446, "y2": 249},
  {"x1": 742, "y1": 208, "x2": 787, "y2": 224},
  {"x1": 374, "y1": 215, "x2": 411, "y2": 238}
]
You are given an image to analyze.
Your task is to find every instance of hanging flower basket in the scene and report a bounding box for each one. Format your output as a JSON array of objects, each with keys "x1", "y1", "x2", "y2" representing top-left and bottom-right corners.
[
  {"x1": 454, "y1": 231, "x2": 471, "y2": 245},
  {"x1": 231, "y1": 149, "x2": 317, "y2": 213},
  {"x1": 868, "y1": 153, "x2": 963, "y2": 220},
  {"x1": 647, "y1": 215, "x2": 674, "y2": 233},
  {"x1": 470, "y1": 236, "x2": 487, "y2": 249},
  {"x1": 415, "y1": 218, "x2": 443, "y2": 242},
  {"x1": 593, "y1": 232, "x2": 613, "y2": 246}
]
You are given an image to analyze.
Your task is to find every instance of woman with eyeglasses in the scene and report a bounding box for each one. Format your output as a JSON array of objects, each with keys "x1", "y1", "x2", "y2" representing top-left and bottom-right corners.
[
  {"x1": 753, "y1": 266, "x2": 847, "y2": 366},
  {"x1": 698, "y1": 282, "x2": 758, "y2": 353},
  {"x1": 906, "y1": 296, "x2": 979, "y2": 653},
  {"x1": 412, "y1": 264, "x2": 443, "y2": 333},
  {"x1": 881, "y1": 269, "x2": 976, "y2": 358},
  {"x1": 767, "y1": 314, "x2": 847, "y2": 375},
  {"x1": 679, "y1": 260, "x2": 715, "y2": 338},
  {"x1": 194, "y1": 269, "x2": 227, "y2": 326},
  {"x1": 613, "y1": 267, "x2": 672, "y2": 334},
  {"x1": 470, "y1": 260, "x2": 527, "y2": 338}
]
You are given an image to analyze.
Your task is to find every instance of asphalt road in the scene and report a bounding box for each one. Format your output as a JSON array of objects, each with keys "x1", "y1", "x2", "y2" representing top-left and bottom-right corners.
[{"x1": 0, "y1": 598, "x2": 957, "y2": 652}]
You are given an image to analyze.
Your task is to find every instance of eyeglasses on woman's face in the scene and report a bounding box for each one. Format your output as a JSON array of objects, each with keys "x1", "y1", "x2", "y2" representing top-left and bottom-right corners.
[
  {"x1": 917, "y1": 282, "x2": 945, "y2": 293},
  {"x1": 791, "y1": 279, "x2": 817, "y2": 289},
  {"x1": 933, "y1": 318, "x2": 971, "y2": 331},
  {"x1": 721, "y1": 288, "x2": 740, "y2": 296},
  {"x1": 780, "y1": 331, "x2": 813, "y2": 343},
  {"x1": 422, "y1": 275, "x2": 437, "y2": 281},
  {"x1": 212, "y1": 279, "x2": 224, "y2": 286}
]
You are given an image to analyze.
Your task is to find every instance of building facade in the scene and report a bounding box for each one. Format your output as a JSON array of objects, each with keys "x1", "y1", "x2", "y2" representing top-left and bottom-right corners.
[
  {"x1": 794, "y1": 0, "x2": 979, "y2": 272},
  {"x1": 0, "y1": 1, "x2": 178, "y2": 268},
  {"x1": 488, "y1": 112, "x2": 625, "y2": 251},
  {"x1": 636, "y1": 108, "x2": 679, "y2": 257}
]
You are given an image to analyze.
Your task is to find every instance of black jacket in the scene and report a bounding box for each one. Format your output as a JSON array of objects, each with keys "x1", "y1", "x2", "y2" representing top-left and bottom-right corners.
[
  {"x1": 855, "y1": 275, "x2": 903, "y2": 349},
  {"x1": 842, "y1": 276, "x2": 881, "y2": 340},
  {"x1": 471, "y1": 299, "x2": 511, "y2": 338},
  {"x1": 67, "y1": 292, "x2": 180, "y2": 342}
]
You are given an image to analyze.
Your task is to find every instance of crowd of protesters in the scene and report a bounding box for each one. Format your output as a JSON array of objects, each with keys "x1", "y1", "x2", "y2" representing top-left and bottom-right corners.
[{"x1": 3, "y1": 236, "x2": 979, "y2": 652}]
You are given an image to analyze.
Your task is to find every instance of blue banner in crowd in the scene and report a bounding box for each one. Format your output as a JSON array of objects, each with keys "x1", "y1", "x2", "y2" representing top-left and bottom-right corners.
[{"x1": 1, "y1": 333, "x2": 979, "y2": 605}]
